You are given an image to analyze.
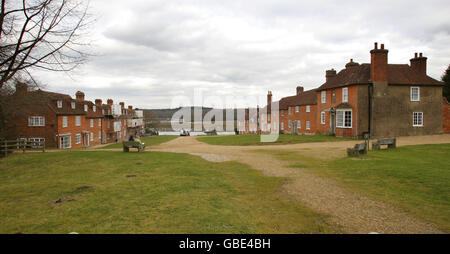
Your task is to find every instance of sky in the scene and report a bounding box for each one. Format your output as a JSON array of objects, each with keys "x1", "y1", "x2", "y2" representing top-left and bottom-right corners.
[{"x1": 32, "y1": 0, "x2": 450, "y2": 109}]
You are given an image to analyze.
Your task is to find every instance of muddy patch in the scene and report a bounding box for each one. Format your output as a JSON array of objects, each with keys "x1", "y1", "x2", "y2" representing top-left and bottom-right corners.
[{"x1": 190, "y1": 153, "x2": 232, "y2": 162}]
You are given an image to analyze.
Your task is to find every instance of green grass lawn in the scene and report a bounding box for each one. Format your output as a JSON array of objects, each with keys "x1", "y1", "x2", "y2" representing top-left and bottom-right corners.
[
  {"x1": 256, "y1": 144, "x2": 450, "y2": 231},
  {"x1": 197, "y1": 134, "x2": 352, "y2": 146},
  {"x1": 98, "y1": 135, "x2": 178, "y2": 149},
  {"x1": 0, "y1": 151, "x2": 335, "y2": 234}
]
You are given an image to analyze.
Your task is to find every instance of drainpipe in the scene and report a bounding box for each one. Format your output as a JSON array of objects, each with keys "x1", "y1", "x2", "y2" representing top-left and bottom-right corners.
[{"x1": 368, "y1": 83, "x2": 373, "y2": 137}]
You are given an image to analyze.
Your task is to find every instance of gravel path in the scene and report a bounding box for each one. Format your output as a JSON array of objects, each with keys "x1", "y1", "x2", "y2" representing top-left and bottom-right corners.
[{"x1": 150, "y1": 134, "x2": 450, "y2": 233}]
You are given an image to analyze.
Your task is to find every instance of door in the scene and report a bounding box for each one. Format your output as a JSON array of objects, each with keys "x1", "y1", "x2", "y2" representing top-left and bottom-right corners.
[{"x1": 330, "y1": 112, "x2": 336, "y2": 136}]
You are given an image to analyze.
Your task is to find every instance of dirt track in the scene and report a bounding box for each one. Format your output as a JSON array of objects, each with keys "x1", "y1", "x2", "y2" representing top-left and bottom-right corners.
[{"x1": 150, "y1": 134, "x2": 450, "y2": 233}]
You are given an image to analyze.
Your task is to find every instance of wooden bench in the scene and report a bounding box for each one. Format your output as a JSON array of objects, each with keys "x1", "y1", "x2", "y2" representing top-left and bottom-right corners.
[
  {"x1": 122, "y1": 141, "x2": 145, "y2": 152},
  {"x1": 347, "y1": 142, "x2": 367, "y2": 157},
  {"x1": 372, "y1": 138, "x2": 396, "y2": 150}
]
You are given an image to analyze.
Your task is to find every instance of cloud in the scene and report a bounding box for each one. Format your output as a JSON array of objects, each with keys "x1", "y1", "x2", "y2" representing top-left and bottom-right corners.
[{"x1": 31, "y1": 0, "x2": 450, "y2": 108}]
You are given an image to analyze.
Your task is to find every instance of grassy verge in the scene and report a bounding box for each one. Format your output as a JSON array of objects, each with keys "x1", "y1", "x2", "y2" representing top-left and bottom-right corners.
[
  {"x1": 197, "y1": 134, "x2": 352, "y2": 146},
  {"x1": 98, "y1": 136, "x2": 178, "y2": 149},
  {"x1": 0, "y1": 151, "x2": 335, "y2": 233},
  {"x1": 254, "y1": 144, "x2": 450, "y2": 231}
]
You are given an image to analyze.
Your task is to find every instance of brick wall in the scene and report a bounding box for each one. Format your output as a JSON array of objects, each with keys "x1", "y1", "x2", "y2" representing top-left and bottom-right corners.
[
  {"x1": 316, "y1": 85, "x2": 359, "y2": 137},
  {"x1": 280, "y1": 104, "x2": 317, "y2": 134}
]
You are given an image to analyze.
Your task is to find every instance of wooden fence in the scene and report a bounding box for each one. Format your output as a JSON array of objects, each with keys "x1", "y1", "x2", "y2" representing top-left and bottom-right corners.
[{"x1": 0, "y1": 139, "x2": 45, "y2": 158}]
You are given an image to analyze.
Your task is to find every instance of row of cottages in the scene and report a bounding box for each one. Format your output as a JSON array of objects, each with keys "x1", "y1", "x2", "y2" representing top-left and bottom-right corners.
[
  {"x1": 253, "y1": 42, "x2": 446, "y2": 138},
  {"x1": 2, "y1": 82, "x2": 144, "y2": 149}
]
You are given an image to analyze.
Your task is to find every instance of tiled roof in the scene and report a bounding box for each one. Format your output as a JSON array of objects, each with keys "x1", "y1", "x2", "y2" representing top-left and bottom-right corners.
[
  {"x1": 317, "y1": 63, "x2": 443, "y2": 91},
  {"x1": 80, "y1": 101, "x2": 103, "y2": 118},
  {"x1": 30, "y1": 90, "x2": 86, "y2": 115},
  {"x1": 278, "y1": 89, "x2": 317, "y2": 110}
]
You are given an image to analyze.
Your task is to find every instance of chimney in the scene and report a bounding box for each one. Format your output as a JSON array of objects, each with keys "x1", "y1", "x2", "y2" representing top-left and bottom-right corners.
[
  {"x1": 370, "y1": 42, "x2": 389, "y2": 82},
  {"x1": 267, "y1": 91, "x2": 272, "y2": 106},
  {"x1": 107, "y1": 99, "x2": 113, "y2": 105},
  {"x1": 119, "y1": 102, "x2": 125, "y2": 109},
  {"x1": 325, "y1": 69, "x2": 337, "y2": 82},
  {"x1": 410, "y1": 52, "x2": 427, "y2": 76},
  {"x1": 296, "y1": 86, "x2": 304, "y2": 95},
  {"x1": 15, "y1": 82, "x2": 28, "y2": 94},
  {"x1": 128, "y1": 105, "x2": 133, "y2": 110},
  {"x1": 95, "y1": 99, "x2": 102, "y2": 106},
  {"x1": 75, "y1": 91, "x2": 85, "y2": 102}
]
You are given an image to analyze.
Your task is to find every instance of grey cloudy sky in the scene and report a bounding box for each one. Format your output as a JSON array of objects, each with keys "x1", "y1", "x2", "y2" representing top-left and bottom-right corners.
[{"x1": 33, "y1": 0, "x2": 450, "y2": 109}]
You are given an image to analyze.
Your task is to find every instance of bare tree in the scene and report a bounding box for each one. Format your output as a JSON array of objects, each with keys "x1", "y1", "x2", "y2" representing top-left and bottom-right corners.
[{"x1": 0, "y1": 0, "x2": 92, "y2": 88}]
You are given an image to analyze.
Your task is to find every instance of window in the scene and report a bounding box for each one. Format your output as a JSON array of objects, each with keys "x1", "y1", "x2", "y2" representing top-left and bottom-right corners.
[
  {"x1": 297, "y1": 120, "x2": 301, "y2": 129},
  {"x1": 28, "y1": 116, "x2": 45, "y2": 126},
  {"x1": 288, "y1": 120, "x2": 291, "y2": 128},
  {"x1": 295, "y1": 106, "x2": 299, "y2": 113},
  {"x1": 60, "y1": 135, "x2": 71, "y2": 149},
  {"x1": 90, "y1": 132, "x2": 93, "y2": 141},
  {"x1": 71, "y1": 102, "x2": 76, "y2": 109},
  {"x1": 288, "y1": 107, "x2": 292, "y2": 115},
  {"x1": 342, "y1": 87, "x2": 348, "y2": 103},
  {"x1": 336, "y1": 110, "x2": 352, "y2": 128},
  {"x1": 321, "y1": 91, "x2": 326, "y2": 104},
  {"x1": 29, "y1": 138, "x2": 45, "y2": 148},
  {"x1": 75, "y1": 134, "x2": 81, "y2": 144},
  {"x1": 281, "y1": 110, "x2": 284, "y2": 117},
  {"x1": 93, "y1": 106, "x2": 96, "y2": 112},
  {"x1": 102, "y1": 109, "x2": 105, "y2": 115},
  {"x1": 90, "y1": 119, "x2": 94, "y2": 128},
  {"x1": 321, "y1": 112, "x2": 326, "y2": 125},
  {"x1": 62, "y1": 116, "x2": 68, "y2": 128},
  {"x1": 98, "y1": 131, "x2": 101, "y2": 140},
  {"x1": 84, "y1": 104, "x2": 88, "y2": 111},
  {"x1": 306, "y1": 121, "x2": 310, "y2": 130},
  {"x1": 75, "y1": 116, "x2": 81, "y2": 126},
  {"x1": 413, "y1": 112, "x2": 423, "y2": 127},
  {"x1": 281, "y1": 122, "x2": 284, "y2": 130},
  {"x1": 306, "y1": 105, "x2": 310, "y2": 112},
  {"x1": 57, "y1": 100, "x2": 62, "y2": 108},
  {"x1": 411, "y1": 87, "x2": 420, "y2": 101},
  {"x1": 98, "y1": 119, "x2": 101, "y2": 127}
]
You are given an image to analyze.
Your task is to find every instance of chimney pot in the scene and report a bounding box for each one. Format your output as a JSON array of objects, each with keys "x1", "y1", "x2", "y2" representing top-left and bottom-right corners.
[
  {"x1": 75, "y1": 91, "x2": 85, "y2": 102},
  {"x1": 381, "y1": 44, "x2": 384, "y2": 50},
  {"x1": 374, "y1": 42, "x2": 378, "y2": 49},
  {"x1": 419, "y1": 52, "x2": 423, "y2": 57},
  {"x1": 128, "y1": 105, "x2": 133, "y2": 110},
  {"x1": 95, "y1": 99, "x2": 102, "y2": 106},
  {"x1": 415, "y1": 52, "x2": 418, "y2": 58},
  {"x1": 107, "y1": 99, "x2": 113, "y2": 105},
  {"x1": 296, "y1": 86, "x2": 304, "y2": 95}
]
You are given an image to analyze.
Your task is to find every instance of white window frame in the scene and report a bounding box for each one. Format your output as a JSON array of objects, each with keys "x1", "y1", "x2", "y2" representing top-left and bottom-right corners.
[
  {"x1": 90, "y1": 119, "x2": 94, "y2": 128},
  {"x1": 288, "y1": 107, "x2": 292, "y2": 115},
  {"x1": 281, "y1": 110, "x2": 284, "y2": 117},
  {"x1": 281, "y1": 122, "x2": 284, "y2": 130},
  {"x1": 75, "y1": 134, "x2": 81, "y2": 144},
  {"x1": 297, "y1": 120, "x2": 301, "y2": 129},
  {"x1": 288, "y1": 120, "x2": 291, "y2": 128},
  {"x1": 71, "y1": 102, "x2": 76, "y2": 109},
  {"x1": 306, "y1": 121, "x2": 310, "y2": 130},
  {"x1": 410, "y1": 87, "x2": 420, "y2": 102},
  {"x1": 28, "y1": 116, "x2": 45, "y2": 127},
  {"x1": 98, "y1": 119, "x2": 101, "y2": 127},
  {"x1": 75, "y1": 116, "x2": 81, "y2": 126},
  {"x1": 336, "y1": 109, "x2": 352, "y2": 128},
  {"x1": 321, "y1": 91, "x2": 326, "y2": 104},
  {"x1": 98, "y1": 131, "x2": 101, "y2": 140},
  {"x1": 306, "y1": 105, "x2": 310, "y2": 112},
  {"x1": 62, "y1": 116, "x2": 68, "y2": 128},
  {"x1": 60, "y1": 135, "x2": 71, "y2": 149},
  {"x1": 57, "y1": 100, "x2": 63, "y2": 108},
  {"x1": 413, "y1": 112, "x2": 423, "y2": 127},
  {"x1": 342, "y1": 87, "x2": 348, "y2": 103},
  {"x1": 321, "y1": 112, "x2": 326, "y2": 125},
  {"x1": 29, "y1": 138, "x2": 45, "y2": 148},
  {"x1": 295, "y1": 106, "x2": 299, "y2": 113},
  {"x1": 90, "y1": 132, "x2": 94, "y2": 141},
  {"x1": 84, "y1": 104, "x2": 88, "y2": 112}
]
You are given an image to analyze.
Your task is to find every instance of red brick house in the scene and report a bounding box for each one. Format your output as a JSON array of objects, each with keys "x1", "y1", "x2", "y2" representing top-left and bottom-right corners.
[
  {"x1": 316, "y1": 43, "x2": 443, "y2": 138},
  {"x1": 278, "y1": 87, "x2": 317, "y2": 134}
]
